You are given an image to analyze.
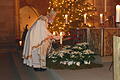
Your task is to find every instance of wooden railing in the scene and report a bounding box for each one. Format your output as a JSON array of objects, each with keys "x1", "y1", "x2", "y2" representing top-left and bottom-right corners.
[{"x1": 69, "y1": 28, "x2": 120, "y2": 56}]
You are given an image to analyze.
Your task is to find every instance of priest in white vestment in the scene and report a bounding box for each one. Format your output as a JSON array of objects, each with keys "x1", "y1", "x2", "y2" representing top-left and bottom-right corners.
[{"x1": 22, "y1": 10, "x2": 59, "y2": 71}]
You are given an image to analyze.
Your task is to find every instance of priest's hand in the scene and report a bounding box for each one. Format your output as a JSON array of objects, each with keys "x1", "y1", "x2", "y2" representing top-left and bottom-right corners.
[
  {"x1": 53, "y1": 36, "x2": 60, "y2": 40},
  {"x1": 62, "y1": 32, "x2": 65, "y2": 36}
]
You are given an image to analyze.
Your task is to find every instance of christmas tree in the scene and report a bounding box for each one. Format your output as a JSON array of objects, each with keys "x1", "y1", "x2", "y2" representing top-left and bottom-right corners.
[{"x1": 48, "y1": 0, "x2": 97, "y2": 33}]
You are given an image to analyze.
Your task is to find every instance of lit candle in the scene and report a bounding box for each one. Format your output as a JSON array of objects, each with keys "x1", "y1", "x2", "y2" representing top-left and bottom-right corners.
[
  {"x1": 84, "y1": 14, "x2": 87, "y2": 24},
  {"x1": 19, "y1": 41, "x2": 22, "y2": 46},
  {"x1": 100, "y1": 14, "x2": 103, "y2": 24},
  {"x1": 104, "y1": 0, "x2": 107, "y2": 12},
  {"x1": 60, "y1": 32, "x2": 63, "y2": 44},
  {"x1": 65, "y1": 14, "x2": 68, "y2": 24},
  {"x1": 116, "y1": 5, "x2": 120, "y2": 22},
  {"x1": 53, "y1": 31, "x2": 56, "y2": 36}
]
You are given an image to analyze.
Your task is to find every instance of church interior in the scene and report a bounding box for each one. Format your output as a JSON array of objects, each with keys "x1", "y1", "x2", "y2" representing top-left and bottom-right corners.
[{"x1": 0, "y1": 0, "x2": 120, "y2": 80}]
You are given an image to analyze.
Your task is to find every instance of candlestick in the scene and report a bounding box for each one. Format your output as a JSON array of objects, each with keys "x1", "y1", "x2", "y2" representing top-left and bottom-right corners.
[
  {"x1": 84, "y1": 14, "x2": 87, "y2": 24},
  {"x1": 60, "y1": 32, "x2": 63, "y2": 44},
  {"x1": 100, "y1": 14, "x2": 103, "y2": 24},
  {"x1": 65, "y1": 14, "x2": 68, "y2": 24}
]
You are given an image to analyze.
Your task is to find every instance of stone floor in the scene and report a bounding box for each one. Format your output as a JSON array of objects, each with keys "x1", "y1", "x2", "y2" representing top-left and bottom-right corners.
[
  {"x1": 0, "y1": 52, "x2": 113, "y2": 80},
  {"x1": 54, "y1": 62, "x2": 113, "y2": 80}
]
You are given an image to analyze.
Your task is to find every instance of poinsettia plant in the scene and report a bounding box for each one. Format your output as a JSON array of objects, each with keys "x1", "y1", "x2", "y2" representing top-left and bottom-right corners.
[{"x1": 47, "y1": 42, "x2": 96, "y2": 69}]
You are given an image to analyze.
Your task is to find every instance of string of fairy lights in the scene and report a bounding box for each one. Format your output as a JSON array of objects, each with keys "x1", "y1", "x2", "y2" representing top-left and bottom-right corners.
[{"x1": 48, "y1": 0, "x2": 97, "y2": 33}]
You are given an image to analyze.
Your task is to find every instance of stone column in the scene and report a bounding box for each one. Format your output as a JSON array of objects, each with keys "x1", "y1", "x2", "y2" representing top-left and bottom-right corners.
[
  {"x1": 0, "y1": 0, "x2": 19, "y2": 53},
  {"x1": 15, "y1": 0, "x2": 20, "y2": 39}
]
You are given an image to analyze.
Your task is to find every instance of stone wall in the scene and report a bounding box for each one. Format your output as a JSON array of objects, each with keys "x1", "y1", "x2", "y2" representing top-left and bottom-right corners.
[
  {"x1": 88, "y1": 0, "x2": 116, "y2": 27},
  {"x1": 19, "y1": 0, "x2": 116, "y2": 16}
]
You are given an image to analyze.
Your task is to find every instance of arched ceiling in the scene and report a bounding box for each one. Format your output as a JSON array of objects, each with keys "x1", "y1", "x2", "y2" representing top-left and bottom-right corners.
[{"x1": 20, "y1": 0, "x2": 49, "y2": 15}]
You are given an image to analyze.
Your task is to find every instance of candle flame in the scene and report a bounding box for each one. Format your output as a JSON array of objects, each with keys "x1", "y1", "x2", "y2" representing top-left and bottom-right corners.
[
  {"x1": 100, "y1": 14, "x2": 103, "y2": 17},
  {"x1": 53, "y1": 32, "x2": 56, "y2": 35},
  {"x1": 65, "y1": 14, "x2": 68, "y2": 17},
  {"x1": 19, "y1": 41, "x2": 22, "y2": 46}
]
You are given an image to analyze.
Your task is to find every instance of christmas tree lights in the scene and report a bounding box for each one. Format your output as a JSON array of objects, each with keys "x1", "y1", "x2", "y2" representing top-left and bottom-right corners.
[{"x1": 48, "y1": 0, "x2": 97, "y2": 33}]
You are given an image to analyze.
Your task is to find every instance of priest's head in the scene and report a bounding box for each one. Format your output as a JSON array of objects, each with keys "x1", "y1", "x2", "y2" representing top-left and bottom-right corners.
[{"x1": 47, "y1": 9, "x2": 57, "y2": 23}]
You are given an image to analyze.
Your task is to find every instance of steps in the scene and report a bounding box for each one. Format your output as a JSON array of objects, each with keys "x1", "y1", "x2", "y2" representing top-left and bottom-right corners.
[{"x1": 0, "y1": 41, "x2": 17, "y2": 53}]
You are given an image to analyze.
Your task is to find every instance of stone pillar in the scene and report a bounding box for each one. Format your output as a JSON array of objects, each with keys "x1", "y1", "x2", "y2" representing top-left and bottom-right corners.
[
  {"x1": 87, "y1": 28, "x2": 90, "y2": 43},
  {"x1": 0, "y1": 0, "x2": 19, "y2": 53},
  {"x1": 15, "y1": 0, "x2": 20, "y2": 39}
]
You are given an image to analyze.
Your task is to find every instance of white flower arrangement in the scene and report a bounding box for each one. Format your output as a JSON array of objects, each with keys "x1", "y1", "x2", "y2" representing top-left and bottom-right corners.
[
  {"x1": 83, "y1": 50, "x2": 94, "y2": 54},
  {"x1": 47, "y1": 42, "x2": 96, "y2": 69},
  {"x1": 76, "y1": 62, "x2": 80, "y2": 66}
]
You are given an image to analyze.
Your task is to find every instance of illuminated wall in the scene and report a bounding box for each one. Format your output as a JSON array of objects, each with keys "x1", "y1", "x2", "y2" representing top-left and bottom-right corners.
[
  {"x1": 20, "y1": 6, "x2": 40, "y2": 38},
  {"x1": 20, "y1": 0, "x2": 49, "y2": 15}
]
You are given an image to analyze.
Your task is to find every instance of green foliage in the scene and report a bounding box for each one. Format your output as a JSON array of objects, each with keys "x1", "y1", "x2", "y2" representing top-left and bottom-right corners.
[{"x1": 47, "y1": 42, "x2": 98, "y2": 69}]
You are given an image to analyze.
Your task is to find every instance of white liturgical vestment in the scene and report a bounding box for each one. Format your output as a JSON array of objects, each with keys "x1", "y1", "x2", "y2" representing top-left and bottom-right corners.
[{"x1": 22, "y1": 15, "x2": 52, "y2": 68}]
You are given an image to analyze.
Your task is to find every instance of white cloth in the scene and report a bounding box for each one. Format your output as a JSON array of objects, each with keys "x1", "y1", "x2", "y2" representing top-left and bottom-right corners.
[{"x1": 22, "y1": 15, "x2": 52, "y2": 68}]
